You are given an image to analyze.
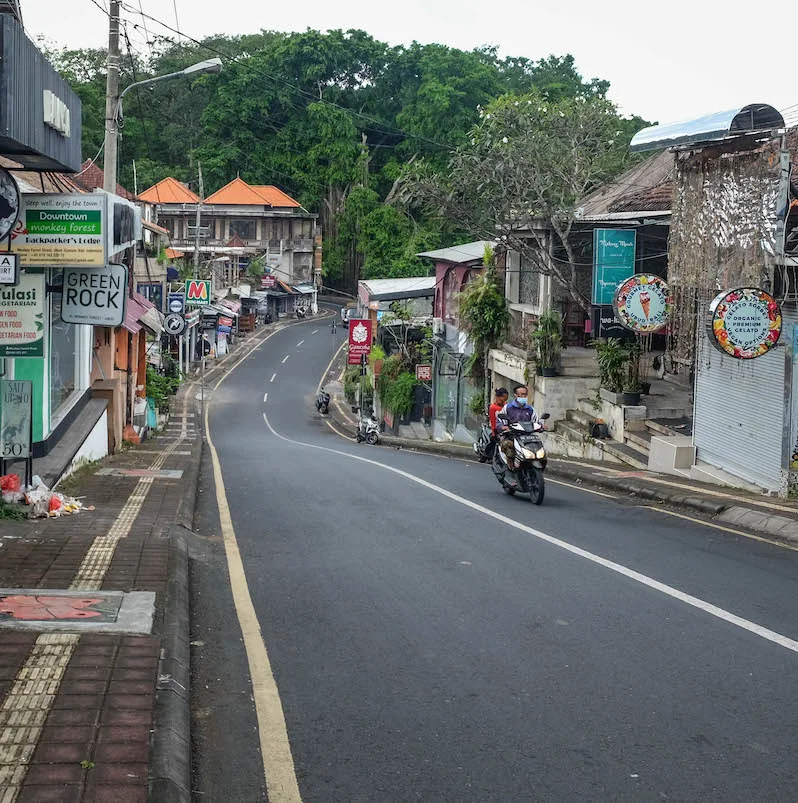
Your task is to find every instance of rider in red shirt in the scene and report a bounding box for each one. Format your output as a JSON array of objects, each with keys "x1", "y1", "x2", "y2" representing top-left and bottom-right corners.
[{"x1": 489, "y1": 388, "x2": 509, "y2": 433}]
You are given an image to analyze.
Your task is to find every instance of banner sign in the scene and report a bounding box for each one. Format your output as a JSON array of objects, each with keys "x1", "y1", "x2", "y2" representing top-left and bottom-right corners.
[
  {"x1": 708, "y1": 287, "x2": 782, "y2": 360},
  {"x1": 185, "y1": 279, "x2": 211, "y2": 305},
  {"x1": 613, "y1": 274, "x2": 670, "y2": 333},
  {"x1": 592, "y1": 229, "x2": 636, "y2": 305},
  {"x1": 217, "y1": 316, "x2": 233, "y2": 334},
  {"x1": 61, "y1": 264, "x2": 128, "y2": 327},
  {"x1": 415, "y1": 364, "x2": 433, "y2": 382},
  {"x1": 261, "y1": 274, "x2": 276, "y2": 289},
  {"x1": 0, "y1": 379, "x2": 32, "y2": 459},
  {"x1": 348, "y1": 319, "x2": 373, "y2": 365},
  {"x1": 0, "y1": 273, "x2": 45, "y2": 357}
]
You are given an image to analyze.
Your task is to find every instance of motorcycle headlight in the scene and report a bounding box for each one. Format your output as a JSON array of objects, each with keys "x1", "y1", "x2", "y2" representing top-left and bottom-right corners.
[
  {"x1": 521, "y1": 447, "x2": 536, "y2": 459},
  {"x1": 536, "y1": 448, "x2": 546, "y2": 459}
]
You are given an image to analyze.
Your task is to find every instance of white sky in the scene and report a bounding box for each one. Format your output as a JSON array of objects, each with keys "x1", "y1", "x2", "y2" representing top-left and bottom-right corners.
[{"x1": 22, "y1": 0, "x2": 798, "y2": 126}]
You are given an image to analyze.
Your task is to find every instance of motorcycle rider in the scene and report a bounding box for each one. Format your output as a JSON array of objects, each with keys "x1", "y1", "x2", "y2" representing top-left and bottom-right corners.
[{"x1": 496, "y1": 385, "x2": 541, "y2": 488}]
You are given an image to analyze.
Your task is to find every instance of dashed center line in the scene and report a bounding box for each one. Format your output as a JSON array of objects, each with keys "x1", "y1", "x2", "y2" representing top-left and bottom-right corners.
[
  {"x1": 311, "y1": 329, "x2": 318, "y2": 334},
  {"x1": 263, "y1": 392, "x2": 269, "y2": 403},
  {"x1": 270, "y1": 373, "x2": 277, "y2": 383},
  {"x1": 282, "y1": 355, "x2": 290, "y2": 364},
  {"x1": 296, "y1": 340, "x2": 304, "y2": 347}
]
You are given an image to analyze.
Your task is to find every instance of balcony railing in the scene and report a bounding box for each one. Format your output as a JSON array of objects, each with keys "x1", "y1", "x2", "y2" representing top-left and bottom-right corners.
[{"x1": 170, "y1": 237, "x2": 314, "y2": 251}]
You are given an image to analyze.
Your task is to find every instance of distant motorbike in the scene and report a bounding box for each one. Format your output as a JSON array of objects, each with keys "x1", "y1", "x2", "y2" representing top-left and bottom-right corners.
[
  {"x1": 316, "y1": 388, "x2": 330, "y2": 415},
  {"x1": 473, "y1": 419, "x2": 495, "y2": 463},
  {"x1": 296, "y1": 308, "x2": 306, "y2": 319},
  {"x1": 262, "y1": 311, "x2": 273, "y2": 325},
  {"x1": 356, "y1": 415, "x2": 380, "y2": 445},
  {"x1": 492, "y1": 412, "x2": 550, "y2": 504}
]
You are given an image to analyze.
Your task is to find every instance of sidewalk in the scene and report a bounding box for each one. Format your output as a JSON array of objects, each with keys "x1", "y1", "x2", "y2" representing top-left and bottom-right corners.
[
  {"x1": 0, "y1": 315, "x2": 303, "y2": 803},
  {"x1": 324, "y1": 357, "x2": 798, "y2": 546}
]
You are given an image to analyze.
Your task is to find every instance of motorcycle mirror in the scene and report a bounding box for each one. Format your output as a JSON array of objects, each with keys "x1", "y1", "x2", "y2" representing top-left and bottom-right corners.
[{"x1": 541, "y1": 413, "x2": 551, "y2": 420}]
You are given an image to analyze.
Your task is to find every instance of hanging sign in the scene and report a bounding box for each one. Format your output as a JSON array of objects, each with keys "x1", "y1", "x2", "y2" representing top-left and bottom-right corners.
[
  {"x1": 185, "y1": 279, "x2": 211, "y2": 305},
  {"x1": 167, "y1": 292, "x2": 185, "y2": 314},
  {"x1": 261, "y1": 274, "x2": 276, "y2": 289},
  {"x1": 0, "y1": 168, "x2": 20, "y2": 241},
  {"x1": 10, "y1": 194, "x2": 106, "y2": 267},
  {"x1": 0, "y1": 273, "x2": 45, "y2": 357},
  {"x1": 217, "y1": 316, "x2": 233, "y2": 334},
  {"x1": 0, "y1": 379, "x2": 32, "y2": 459},
  {"x1": 592, "y1": 229, "x2": 636, "y2": 305},
  {"x1": 708, "y1": 287, "x2": 782, "y2": 360},
  {"x1": 348, "y1": 319, "x2": 373, "y2": 365},
  {"x1": 415, "y1": 364, "x2": 433, "y2": 382},
  {"x1": 61, "y1": 264, "x2": 128, "y2": 326},
  {"x1": 164, "y1": 313, "x2": 186, "y2": 336},
  {"x1": 0, "y1": 254, "x2": 19, "y2": 286},
  {"x1": 613, "y1": 274, "x2": 671, "y2": 333}
]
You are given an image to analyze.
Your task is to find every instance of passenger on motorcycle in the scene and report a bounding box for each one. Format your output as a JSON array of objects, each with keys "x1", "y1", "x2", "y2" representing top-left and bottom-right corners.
[{"x1": 489, "y1": 388, "x2": 509, "y2": 434}]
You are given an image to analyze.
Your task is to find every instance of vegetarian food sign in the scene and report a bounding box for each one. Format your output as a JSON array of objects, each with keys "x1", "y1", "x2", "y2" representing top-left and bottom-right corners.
[
  {"x1": 613, "y1": 274, "x2": 670, "y2": 333},
  {"x1": 10, "y1": 194, "x2": 106, "y2": 267},
  {"x1": 708, "y1": 287, "x2": 781, "y2": 360},
  {"x1": 0, "y1": 273, "x2": 45, "y2": 357}
]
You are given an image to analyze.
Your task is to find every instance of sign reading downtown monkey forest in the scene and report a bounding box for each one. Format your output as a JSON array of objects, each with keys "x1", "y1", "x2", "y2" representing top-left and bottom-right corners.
[{"x1": 708, "y1": 287, "x2": 782, "y2": 360}]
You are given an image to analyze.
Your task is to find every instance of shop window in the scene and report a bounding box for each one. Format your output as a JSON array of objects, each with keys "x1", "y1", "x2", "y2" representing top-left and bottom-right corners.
[
  {"x1": 231, "y1": 219, "x2": 256, "y2": 240},
  {"x1": 49, "y1": 279, "x2": 79, "y2": 418}
]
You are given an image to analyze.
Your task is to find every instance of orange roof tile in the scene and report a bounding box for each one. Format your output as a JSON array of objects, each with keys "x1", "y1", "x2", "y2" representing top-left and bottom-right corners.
[
  {"x1": 138, "y1": 177, "x2": 200, "y2": 204},
  {"x1": 203, "y1": 177, "x2": 300, "y2": 207},
  {"x1": 165, "y1": 248, "x2": 185, "y2": 260}
]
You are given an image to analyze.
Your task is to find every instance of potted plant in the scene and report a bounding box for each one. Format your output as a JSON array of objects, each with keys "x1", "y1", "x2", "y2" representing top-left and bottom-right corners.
[
  {"x1": 369, "y1": 345, "x2": 386, "y2": 377},
  {"x1": 594, "y1": 338, "x2": 628, "y2": 403},
  {"x1": 530, "y1": 309, "x2": 562, "y2": 377},
  {"x1": 622, "y1": 340, "x2": 642, "y2": 405}
]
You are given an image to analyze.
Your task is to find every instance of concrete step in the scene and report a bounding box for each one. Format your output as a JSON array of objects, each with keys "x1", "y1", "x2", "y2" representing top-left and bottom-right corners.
[
  {"x1": 645, "y1": 417, "x2": 693, "y2": 438},
  {"x1": 566, "y1": 408, "x2": 595, "y2": 429},
  {"x1": 554, "y1": 419, "x2": 649, "y2": 470},
  {"x1": 643, "y1": 403, "x2": 693, "y2": 419},
  {"x1": 624, "y1": 429, "x2": 652, "y2": 455},
  {"x1": 648, "y1": 434, "x2": 695, "y2": 474}
]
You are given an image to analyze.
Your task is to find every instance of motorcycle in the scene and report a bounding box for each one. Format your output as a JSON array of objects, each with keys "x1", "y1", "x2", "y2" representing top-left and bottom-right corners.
[
  {"x1": 473, "y1": 419, "x2": 495, "y2": 463},
  {"x1": 355, "y1": 415, "x2": 380, "y2": 445},
  {"x1": 316, "y1": 388, "x2": 330, "y2": 415},
  {"x1": 492, "y1": 412, "x2": 550, "y2": 504}
]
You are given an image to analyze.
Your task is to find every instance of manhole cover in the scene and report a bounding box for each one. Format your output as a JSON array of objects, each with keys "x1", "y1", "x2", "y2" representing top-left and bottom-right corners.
[{"x1": 0, "y1": 590, "x2": 155, "y2": 633}]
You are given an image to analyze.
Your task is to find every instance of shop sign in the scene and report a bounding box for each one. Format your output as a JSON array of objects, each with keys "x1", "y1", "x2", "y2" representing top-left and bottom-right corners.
[
  {"x1": 415, "y1": 364, "x2": 433, "y2": 382},
  {"x1": 0, "y1": 273, "x2": 45, "y2": 357},
  {"x1": 200, "y1": 313, "x2": 218, "y2": 330},
  {"x1": 708, "y1": 287, "x2": 782, "y2": 360},
  {"x1": 613, "y1": 274, "x2": 670, "y2": 333},
  {"x1": 592, "y1": 229, "x2": 636, "y2": 305},
  {"x1": 107, "y1": 194, "x2": 140, "y2": 258},
  {"x1": 167, "y1": 292, "x2": 185, "y2": 314},
  {"x1": 10, "y1": 194, "x2": 105, "y2": 267},
  {"x1": 184, "y1": 308, "x2": 200, "y2": 328},
  {"x1": 61, "y1": 264, "x2": 128, "y2": 327},
  {"x1": 261, "y1": 274, "x2": 276, "y2": 289},
  {"x1": 348, "y1": 319, "x2": 373, "y2": 365},
  {"x1": 185, "y1": 279, "x2": 211, "y2": 305},
  {"x1": 217, "y1": 316, "x2": 233, "y2": 334},
  {"x1": 590, "y1": 304, "x2": 633, "y2": 341},
  {"x1": 0, "y1": 379, "x2": 32, "y2": 459},
  {"x1": 0, "y1": 167, "x2": 20, "y2": 241},
  {"x1": 164, "y1": 313, "x2": 186, "y2": 336},
  {"x1": 0, "y1": 254, "x2": 19, "y2": 286}
]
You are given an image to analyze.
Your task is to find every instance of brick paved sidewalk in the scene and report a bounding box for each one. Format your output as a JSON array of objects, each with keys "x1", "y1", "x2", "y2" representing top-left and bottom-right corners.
[{"x1": 0, "y1": 386, "x2": 200, "y2": 803}]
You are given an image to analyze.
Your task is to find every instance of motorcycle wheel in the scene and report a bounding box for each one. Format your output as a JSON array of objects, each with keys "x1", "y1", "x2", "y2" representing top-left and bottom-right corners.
[
  {"x1": 321, "y1": 404, "x2": 329, "y2": 414},
  {"x1": 478, "y1": 452, "x2": 488, "y2": 463},
  {"x1": 366, "y1": 432, "x2": 379, "y2": 445},
  {"x1": 356, "y1": 433, "x2": 363, "y2": 442},
  {"x1": 526, "y1": 467, "x2": 545, "y2": 505},
  {"x1": 503, "y1": 484, "x2": 516, "y2": 495}
]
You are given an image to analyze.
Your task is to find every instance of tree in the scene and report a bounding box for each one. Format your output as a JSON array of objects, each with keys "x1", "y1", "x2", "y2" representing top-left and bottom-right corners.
[
  {"x1": 408, "y1": 92, "x2": 647, "y2": 311},
  {"x1": 458, "y1": 246, "x2": 510, "y2": 410}
]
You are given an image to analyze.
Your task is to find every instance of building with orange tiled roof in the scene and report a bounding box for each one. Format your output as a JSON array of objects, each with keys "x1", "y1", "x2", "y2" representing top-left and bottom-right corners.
[{"x1": 138, "y1": 175, "x2": 319, "y2": 288}]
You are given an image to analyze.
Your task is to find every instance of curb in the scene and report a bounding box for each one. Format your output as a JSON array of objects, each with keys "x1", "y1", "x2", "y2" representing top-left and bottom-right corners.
[{"x1": 149, "y1": 527, "x2": 192, "y2": 803}]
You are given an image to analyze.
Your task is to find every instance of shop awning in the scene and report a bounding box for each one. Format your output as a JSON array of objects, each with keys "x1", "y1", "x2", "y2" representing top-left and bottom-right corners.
[
  {"x1": 292, "y1": 283, "x2": 317, "y2": 295},
  {"x1": 165, "y1": 248, "x2": 185, "y2": 260},
  {"x1": 219, "y1": 298, "x2": 242, "y2": 314}
]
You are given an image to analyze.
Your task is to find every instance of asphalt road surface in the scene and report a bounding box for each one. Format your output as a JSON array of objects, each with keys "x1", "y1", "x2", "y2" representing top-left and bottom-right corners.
[{"x1": 191, "y1": 312, "x2": 798, "y2": 802}]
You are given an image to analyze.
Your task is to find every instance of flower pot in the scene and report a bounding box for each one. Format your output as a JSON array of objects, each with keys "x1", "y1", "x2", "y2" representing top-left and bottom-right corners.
[
  {"x1": 640, "y1": 381, "x2": 651, "y2": 395},
  {"x1": 541, "y1": 367, "x2": 557, "y2": 377},
  {"x1": 622, "y1": 391, "x2": 641, "y2": 406}
]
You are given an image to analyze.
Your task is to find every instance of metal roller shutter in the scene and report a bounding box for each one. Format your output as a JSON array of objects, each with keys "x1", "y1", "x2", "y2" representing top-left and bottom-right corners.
[{"x1": 693, "y1": 314, "x2": 792, "y2": 492}]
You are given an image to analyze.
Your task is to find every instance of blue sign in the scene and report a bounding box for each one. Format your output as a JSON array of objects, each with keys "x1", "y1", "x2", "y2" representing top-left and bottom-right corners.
[
  {"x1": 168, "y1": 292, "x2": 185, "y2": 315},
  {"x1": 593, "y1": 229, "x2": 636, "y2": 305}
]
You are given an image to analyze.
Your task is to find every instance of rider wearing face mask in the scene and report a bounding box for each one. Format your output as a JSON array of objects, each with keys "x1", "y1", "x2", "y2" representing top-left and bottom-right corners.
[{"x1": 499, "y1": 385, "x2": 540, "y2": 427}]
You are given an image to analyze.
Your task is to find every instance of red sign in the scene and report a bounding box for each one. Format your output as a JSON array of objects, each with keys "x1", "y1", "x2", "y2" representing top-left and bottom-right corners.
[
  {"x1": 261, "y1": 274, "x2": 276, "y2": 288},
  {"x1": 348, "y1": 318, "x2": 373, "y2": 365},
  {"x1": 415, "y1": 364, "x2": 432, "y2": 382}
]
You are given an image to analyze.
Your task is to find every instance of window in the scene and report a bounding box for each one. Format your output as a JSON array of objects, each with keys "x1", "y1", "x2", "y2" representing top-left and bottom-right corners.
[
  {"x1": 49, "y1": 275, "x2": 78, "y2": 417},
  {"x1": 231, "y1": 219, "x2": 256, "y2": 240}
]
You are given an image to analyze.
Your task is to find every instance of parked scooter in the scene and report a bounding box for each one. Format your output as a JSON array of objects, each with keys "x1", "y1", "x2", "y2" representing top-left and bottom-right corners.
[
  {"x1": 492, "y1": 412, "x2": 550, "y2": 504},
  {"x1": 356, "y1": 414, "x2": 380, "y2": 445},
  {"x1": 316, "y1": 388, "x2": 331, "y2": 415},
  {"x1": 473, "y1": 419, "x2": 495, "y2": 463}
]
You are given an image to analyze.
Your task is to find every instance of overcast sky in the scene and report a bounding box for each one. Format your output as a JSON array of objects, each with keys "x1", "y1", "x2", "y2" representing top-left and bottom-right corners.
[{"x1": 22, "y1": 0, "x2": 798, "y2": 126}]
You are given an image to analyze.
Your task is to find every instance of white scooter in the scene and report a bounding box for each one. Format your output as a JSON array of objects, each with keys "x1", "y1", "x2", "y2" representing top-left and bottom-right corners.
[{"x1": 356, "y1": 415, "x2": 380, "y2": 445}]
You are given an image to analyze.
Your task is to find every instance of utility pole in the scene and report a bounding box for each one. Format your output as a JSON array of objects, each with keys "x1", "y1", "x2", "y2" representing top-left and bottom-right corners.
[
  {"x1": 193, "y1": 161, "x2": 203, "y2": 277},
  {"x1": 103, "y1": 0, "x2": 121, "y2": 193}
]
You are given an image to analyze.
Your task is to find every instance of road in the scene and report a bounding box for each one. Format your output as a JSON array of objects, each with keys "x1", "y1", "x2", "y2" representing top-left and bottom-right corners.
[{"x1": 191, "y1": 313, "x2": 798, "y2": 802}]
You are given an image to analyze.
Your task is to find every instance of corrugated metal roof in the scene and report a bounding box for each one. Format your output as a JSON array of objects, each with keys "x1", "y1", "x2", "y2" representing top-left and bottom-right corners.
[
  {"x1": 359, "y1": 276, "x2": 436, "y2": 299},
  {"x1": 417, "y1": 240, "x2": 495, "y2": 264}
]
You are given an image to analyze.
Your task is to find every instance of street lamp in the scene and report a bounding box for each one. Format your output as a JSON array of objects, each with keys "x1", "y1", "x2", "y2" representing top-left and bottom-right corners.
[{"x1": 103, "y1": 56, "x2": 223, "y2": 193}]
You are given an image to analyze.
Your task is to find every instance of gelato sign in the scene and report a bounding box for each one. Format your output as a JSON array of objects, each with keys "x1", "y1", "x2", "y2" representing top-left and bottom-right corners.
[
  {"x1": 613, "y1": 274, "x2": 670, "y2": 333},
  {"x1": 708, "y1": 287, "x2": 782, "y2": 360},
  {"x1": 0, "y1": 273, "x2": 45, "y2": 357},
  {"x1": 10, "y1": 194, "x2": 106, "y2": 267}
]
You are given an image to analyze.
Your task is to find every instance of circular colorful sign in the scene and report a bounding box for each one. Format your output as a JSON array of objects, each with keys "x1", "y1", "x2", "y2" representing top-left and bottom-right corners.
[
  {"x1": 613, "y1": 274, "x2": 670, "y2": 333},
  {"x1": 708, "y1": 287, "x2": 781, "y2": 359},
  {"x1": 0, "y1": 167, "x2": 20, "y2": 242}
]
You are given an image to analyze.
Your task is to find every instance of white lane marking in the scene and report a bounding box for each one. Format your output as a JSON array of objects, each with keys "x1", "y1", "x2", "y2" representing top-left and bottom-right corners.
[
  {"x1": 311, "y1": 329, "x2": 318, "y2": 334},
  {"x1": 263, "y1": 393, "x2": 269, "y2": 403},
  {"x1": 270, "y1": 373, "x2": 276, "y2": 383},
  {"x1": 317, "y1": 339, "x2": 347, "y2": 394},
  {"x1": 547, "y1": 478, "x2": 616, "y2": 499},
  {"x1": 282, "y1": 355, "x2": 290, "y2": 364},
  {"x1": 264, "y1": 413, "x2": 798, "y2": 657},
  {"x1": 296, "y1": 340, "x2": 304, "y2": 347}
]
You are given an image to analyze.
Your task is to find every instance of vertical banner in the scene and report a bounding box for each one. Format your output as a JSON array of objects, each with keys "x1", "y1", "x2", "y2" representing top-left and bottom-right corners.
[
  {"x1": 0, "y1": 379, "x2": 32, "y2": 459},
  {"x1": 592, "y1": 229, "x2": 636, "y2": 305},
  {"x1": 348, "y1": 318, "x2": 373, "y2": 365}
]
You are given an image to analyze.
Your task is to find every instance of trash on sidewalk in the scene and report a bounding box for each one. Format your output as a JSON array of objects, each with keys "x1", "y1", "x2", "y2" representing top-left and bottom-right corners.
[{"x1": 0, "y1": 473, "x2": 89, "y2": 519}]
